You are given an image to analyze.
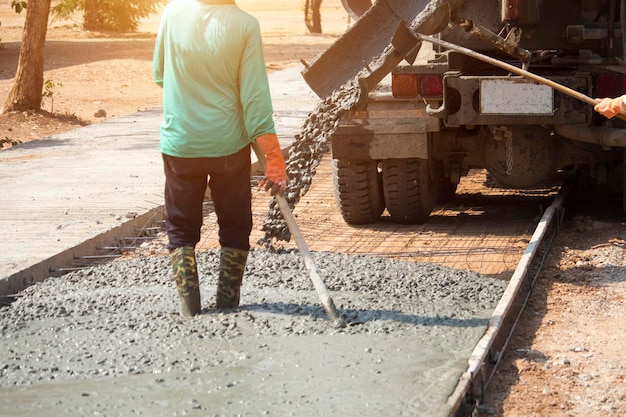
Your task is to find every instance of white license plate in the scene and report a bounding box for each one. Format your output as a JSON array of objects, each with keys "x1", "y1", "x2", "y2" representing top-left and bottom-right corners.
[{"x1": 480, "y1": 79, "x2": 554, "y2": 115}]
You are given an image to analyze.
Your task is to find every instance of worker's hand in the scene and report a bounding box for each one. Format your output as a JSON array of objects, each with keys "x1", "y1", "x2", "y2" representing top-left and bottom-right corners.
[
  {"x1": 255, "y1": 133, "x2": 288, "y2": 196},
  {"x1": 594, "y1": 96, "x2": 626, "y2": 119}
]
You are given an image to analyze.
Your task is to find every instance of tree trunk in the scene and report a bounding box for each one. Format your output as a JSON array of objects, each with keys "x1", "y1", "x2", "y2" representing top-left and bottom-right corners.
[
  {"x1": 2, "y1": 0, "x2": 52, "y2": 113},
  {"x1": 305, "y1": 0, "x2": 323, "y2": 34}
]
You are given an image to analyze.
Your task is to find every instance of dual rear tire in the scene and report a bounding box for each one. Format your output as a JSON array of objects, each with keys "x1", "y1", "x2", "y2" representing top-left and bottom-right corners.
[
  {"x1": 333, "y1": 158, "x2": 439, "y2": 225},
  {"x1": 332, "y1": 159, "x2": 384, "y2": 224}
]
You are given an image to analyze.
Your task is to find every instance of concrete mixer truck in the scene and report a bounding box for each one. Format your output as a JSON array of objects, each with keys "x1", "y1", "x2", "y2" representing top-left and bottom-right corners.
[{"x1": 302, "y1": 0, "x2": 626, "y2": 224}]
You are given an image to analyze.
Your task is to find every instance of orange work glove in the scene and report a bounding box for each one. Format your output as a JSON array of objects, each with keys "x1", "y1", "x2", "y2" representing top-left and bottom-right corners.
[
  {"x1": 594, "y1": 96, "x2": 626, "y2": 119},
  {"x1": 255, "y1": 133, "x2": 288, "y2": 196}
]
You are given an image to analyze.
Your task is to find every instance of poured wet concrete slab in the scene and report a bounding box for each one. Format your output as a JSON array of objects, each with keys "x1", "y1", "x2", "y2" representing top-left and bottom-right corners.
[
  {"x1": 0, "y1": 250, "x2": 506, "y2": 416},
  {"x1": 0, "y1": 65, "x2": 317, "y2": 293}
]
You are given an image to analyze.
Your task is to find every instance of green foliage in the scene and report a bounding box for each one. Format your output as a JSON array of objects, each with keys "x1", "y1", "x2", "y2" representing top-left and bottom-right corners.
[
  {"x1": 11, "y1": 0, "x2": 27, "y2": 14},
  {"x1": 42, "y1": 79, "x2": 63, "y2": 112},
  {"x1": 1, "y1": 137, "x2": 22, "y2": 149},
  {"x1": 50, "y1": 0, "x2": 81, "y2": 21},
  {"x1": 51, "y1": 0, "x2": 164, "y2": 32}
]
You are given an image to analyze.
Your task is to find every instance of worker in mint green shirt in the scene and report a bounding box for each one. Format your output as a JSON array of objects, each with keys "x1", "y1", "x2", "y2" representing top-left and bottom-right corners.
[{"x1": 153, "y1": 0, "x2": 287, "y2": 317}]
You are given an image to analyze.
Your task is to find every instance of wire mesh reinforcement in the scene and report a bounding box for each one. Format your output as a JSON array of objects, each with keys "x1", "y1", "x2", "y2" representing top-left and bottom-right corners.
[{"x1": 195, "y1": 155, "x2": 561, "y2": 280}]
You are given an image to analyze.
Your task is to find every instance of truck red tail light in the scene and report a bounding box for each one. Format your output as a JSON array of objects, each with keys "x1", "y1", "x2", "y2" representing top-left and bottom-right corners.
[
  {"x1": 391, "y1": 73, "x2": 444, "y2": 98},
  {"x1": 594, "y1": 73, "x2": 624, "y2": 99},
  {"x1": 392, "y1": 74, "x2": 419, "y2": 97},
  {"x1": 418, "y1": 74, "x2": 444, "y2": 98}
]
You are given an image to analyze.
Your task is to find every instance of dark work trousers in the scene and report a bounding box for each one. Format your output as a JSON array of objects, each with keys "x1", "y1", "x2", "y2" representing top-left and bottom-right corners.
[{"x1": 162, "y1": 145, "x2": 252, "y2": 252}]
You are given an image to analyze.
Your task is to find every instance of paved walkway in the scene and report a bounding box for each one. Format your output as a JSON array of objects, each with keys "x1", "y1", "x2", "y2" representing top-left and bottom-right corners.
[{"x1": 0, "y1": 65, "x2": 318, "y2": 295}]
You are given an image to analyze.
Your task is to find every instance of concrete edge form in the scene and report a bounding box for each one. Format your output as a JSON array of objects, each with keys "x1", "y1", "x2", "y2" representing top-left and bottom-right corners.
[
  {"x1": 446, "y1": 182, "x2": 572, "y2": 416},
  {"x1": 0, "y1": 207, "x2": 164, "y2": 297}
]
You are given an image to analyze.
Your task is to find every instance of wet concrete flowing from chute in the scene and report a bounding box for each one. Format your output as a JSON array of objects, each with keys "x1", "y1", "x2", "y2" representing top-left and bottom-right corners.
[{"x1": 259, "y1": 80, "x2": 361, "y2": 245}]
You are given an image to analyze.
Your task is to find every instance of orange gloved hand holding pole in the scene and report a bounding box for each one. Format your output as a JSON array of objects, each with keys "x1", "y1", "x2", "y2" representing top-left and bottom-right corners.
[
  {"x1": 255, "y1": 133, "x2": 288, "y2": 196},
  {"x1": 594, "y1": 95, "x2": 626, "y2": 119}
]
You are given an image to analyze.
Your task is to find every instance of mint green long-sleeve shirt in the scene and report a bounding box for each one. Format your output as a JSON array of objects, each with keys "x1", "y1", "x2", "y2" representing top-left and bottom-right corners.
[{"x1": 152, "y1": 0, "x2": 275, "y2": 158}]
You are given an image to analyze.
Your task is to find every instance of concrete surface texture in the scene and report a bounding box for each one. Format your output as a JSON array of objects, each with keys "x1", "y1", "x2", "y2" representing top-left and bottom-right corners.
[{"x1": 0, "y1": 249, "x2": 506, "y2": 417}]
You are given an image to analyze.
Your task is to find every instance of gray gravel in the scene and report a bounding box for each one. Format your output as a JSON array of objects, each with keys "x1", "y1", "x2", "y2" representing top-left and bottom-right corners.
[{"x1": 1, "y1": 249, "x2": 506, "y2": 416}]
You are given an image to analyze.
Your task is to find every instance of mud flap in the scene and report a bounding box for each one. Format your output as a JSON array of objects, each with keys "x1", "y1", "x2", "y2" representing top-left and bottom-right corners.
[{"x1": 302, "y1": 0, "x2": 464, "y2": 98}]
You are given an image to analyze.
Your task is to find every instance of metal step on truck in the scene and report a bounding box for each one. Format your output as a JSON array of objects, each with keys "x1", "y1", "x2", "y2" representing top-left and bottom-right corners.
[{"x1": 303, "y1": 0, "x2": 626, "y2": 225}]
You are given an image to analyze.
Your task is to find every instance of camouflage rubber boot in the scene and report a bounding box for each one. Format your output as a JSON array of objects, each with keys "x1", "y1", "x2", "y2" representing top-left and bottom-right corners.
[
  {"x1": 216, "y1": 247, "x2": 249, "y2": 309},
  {"x1": 170, "y1": 246, "x2": 201, "y2": 317}
]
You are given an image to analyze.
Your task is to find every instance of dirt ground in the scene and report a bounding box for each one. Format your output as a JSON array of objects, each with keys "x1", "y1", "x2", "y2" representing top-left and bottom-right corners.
[
  {"x1": 1, "y1": 1, "x2": 625, "y2": 416},
  {"x1": 482, "y1": 206, "x2": 626, "y2": 416}
]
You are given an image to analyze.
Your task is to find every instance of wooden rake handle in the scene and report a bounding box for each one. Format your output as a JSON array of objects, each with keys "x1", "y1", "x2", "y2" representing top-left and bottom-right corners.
[{"x1": 252, "y1": 142, "x2": 346, "y2": 327}]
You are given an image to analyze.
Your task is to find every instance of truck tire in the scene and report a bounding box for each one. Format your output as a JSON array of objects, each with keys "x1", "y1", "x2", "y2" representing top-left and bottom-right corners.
[
  {"x1": 381, "y1": 158, "x2": 436, "y2": 224},
  {"x1": 332, "y1": 158, "x2": 384, "y2": 224}
]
